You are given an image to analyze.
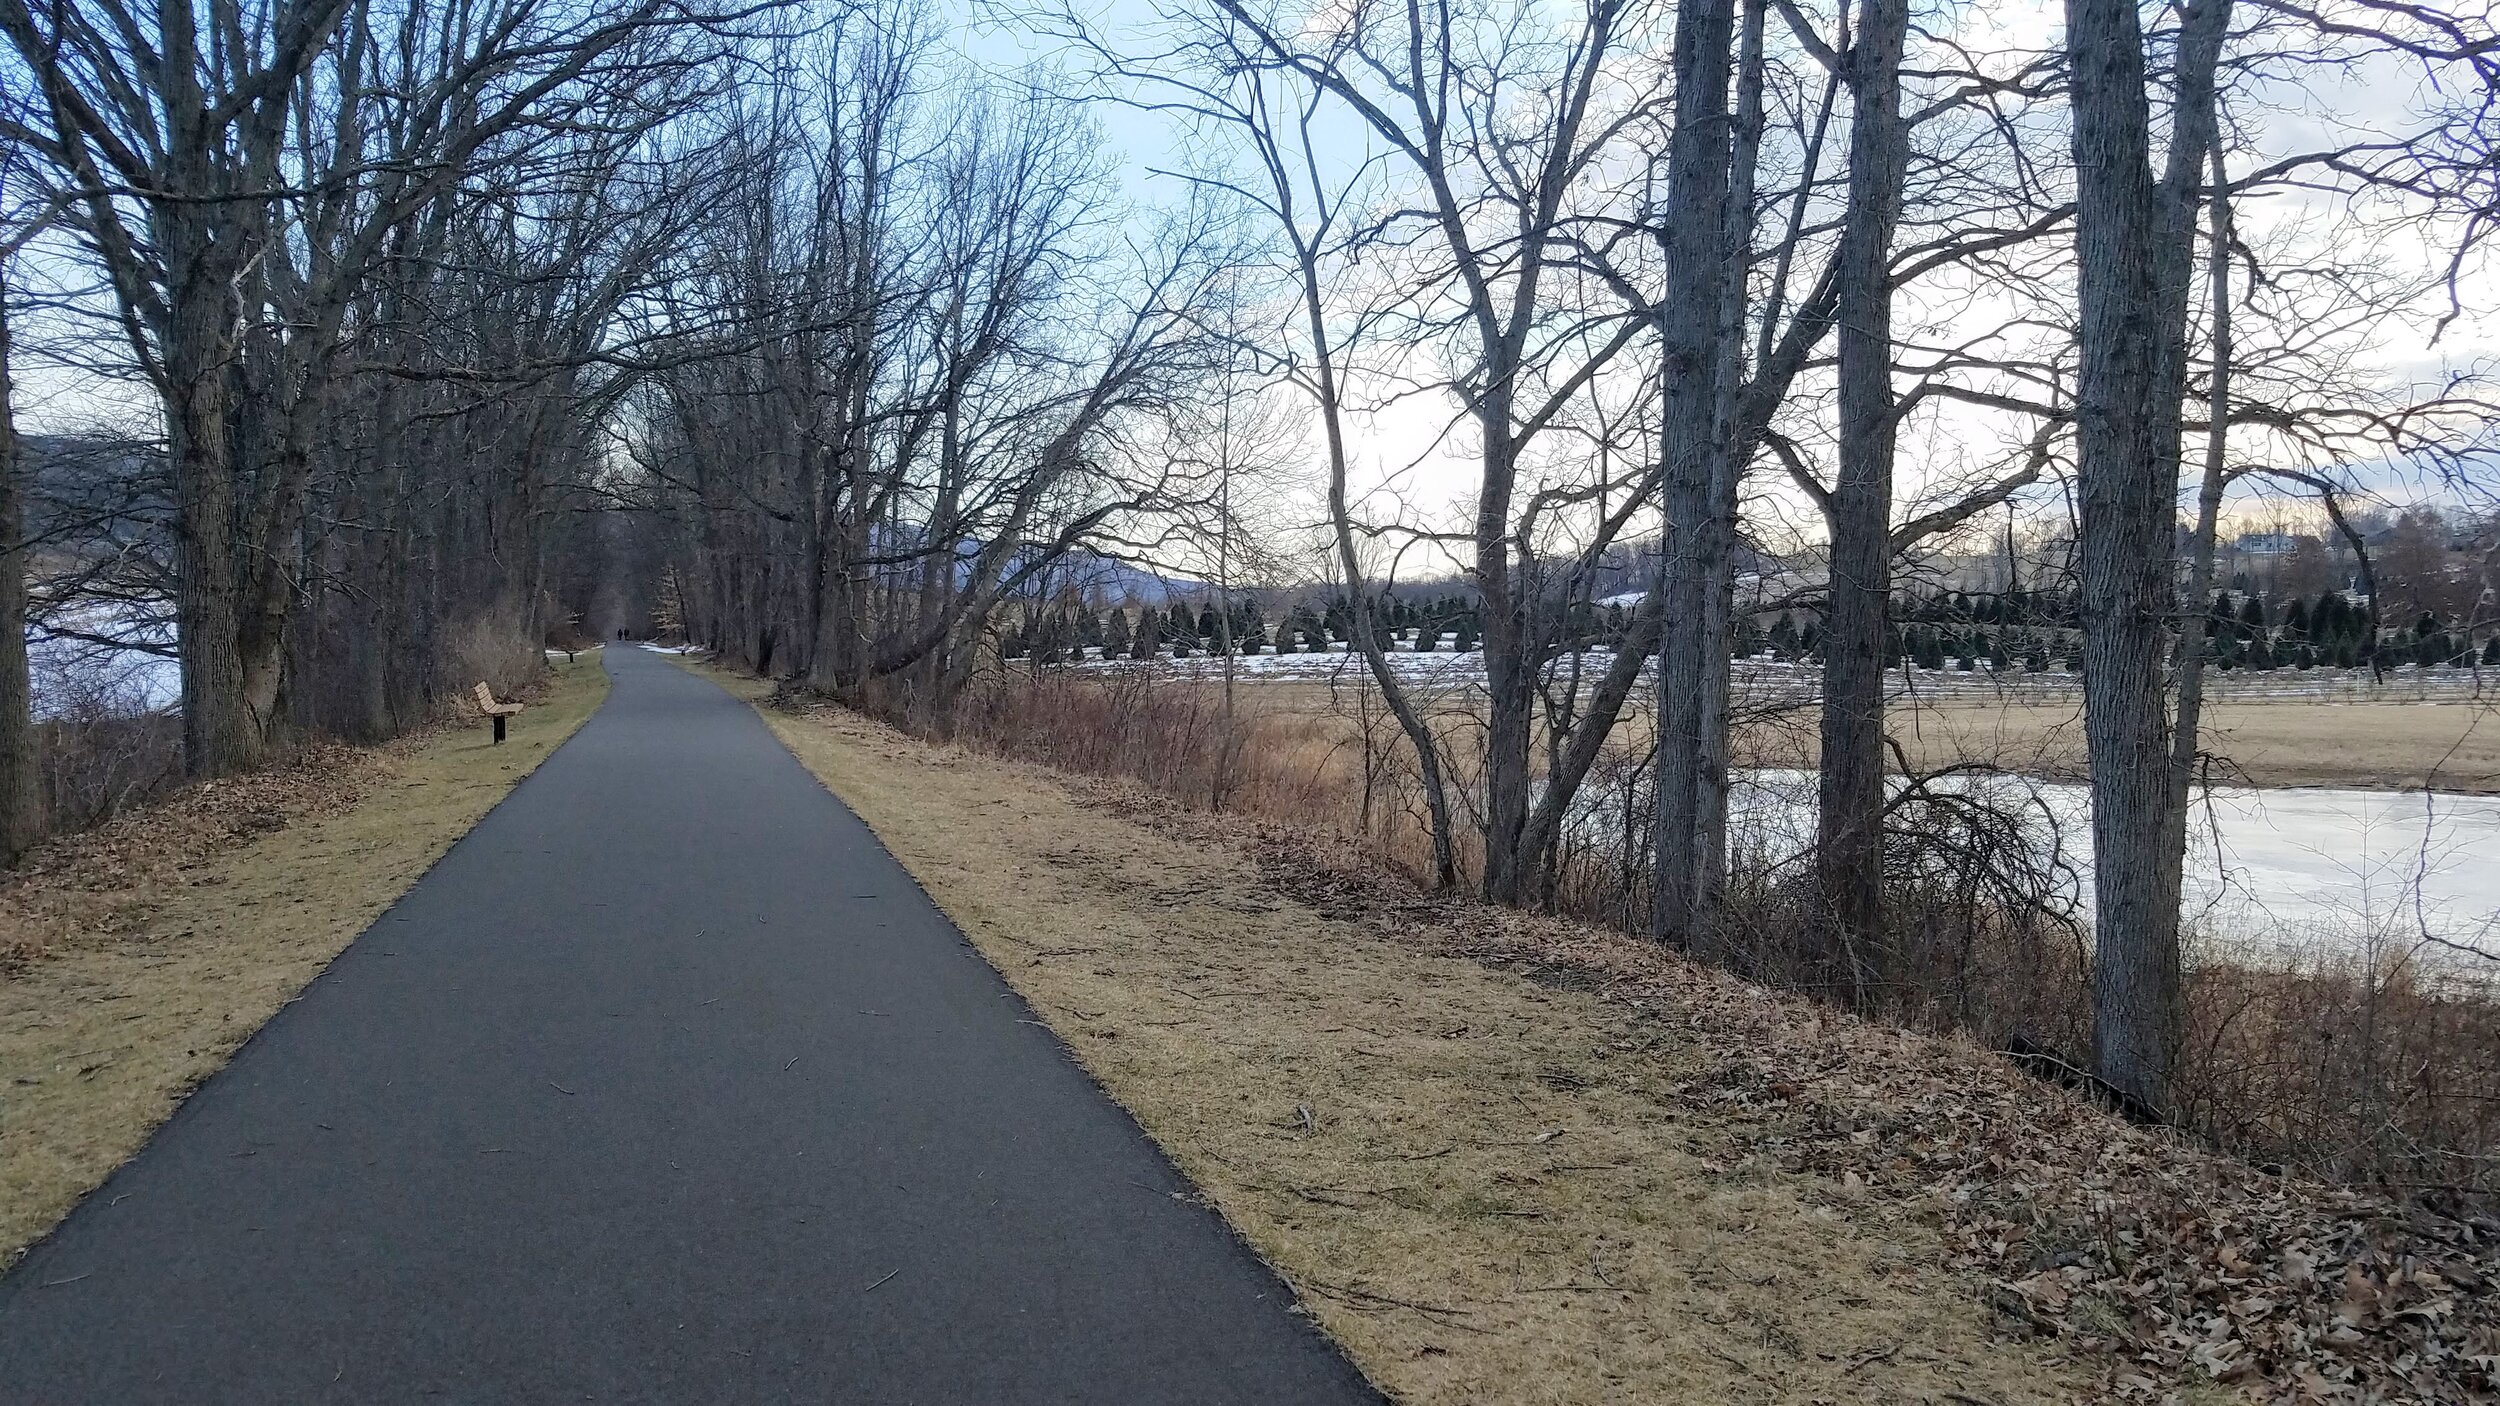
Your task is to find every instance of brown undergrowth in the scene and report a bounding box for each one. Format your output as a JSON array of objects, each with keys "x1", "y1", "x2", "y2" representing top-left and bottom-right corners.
[
  {"x1": 951, "y1": 667, "x2": 2500, "y2": 1205},
  {"x1": 0, "y1": 653, "x2": 608, "y2": 1264},
  {"x1": 723, "y1": 663, "x2": 2497, "y2": 1404},
  {"x1": 1221, "y1": 818, "x2": 2500, "y2": 1404},
  {"x1": 717, "y1": 666, "x2": 2078, "y2": 1403}
]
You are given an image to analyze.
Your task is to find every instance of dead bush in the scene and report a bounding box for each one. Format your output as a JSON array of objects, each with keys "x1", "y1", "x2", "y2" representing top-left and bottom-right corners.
[
  {"x1": 952, "y1": 665, "x2": 1347, "y2": 827},
  {"x1": 2179, "y1": 942, "x2": 2500, "y2": 1197},
  {"x1": 25, "y1": 647, "x2": 185, "y2": 836},
  {"x1": 443, "y1": 608, "x2": 539, "y2": 698},
  {"x1": 35, "y1": 709, "x2": 184, "y2": 835}
]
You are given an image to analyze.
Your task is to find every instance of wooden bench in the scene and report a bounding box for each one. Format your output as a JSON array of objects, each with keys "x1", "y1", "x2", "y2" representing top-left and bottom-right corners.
[{"x1": 473, "y1": 681, "x2": 523, "y2": 744}]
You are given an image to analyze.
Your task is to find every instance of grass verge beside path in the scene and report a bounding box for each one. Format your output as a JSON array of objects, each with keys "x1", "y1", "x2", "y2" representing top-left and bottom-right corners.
[
  {"x1": 0, "y1": 653, "x2": 608, "y2": 1265},
  {"x1": 706, "y1": 665, "x2": 2100, "y2": 1405}
]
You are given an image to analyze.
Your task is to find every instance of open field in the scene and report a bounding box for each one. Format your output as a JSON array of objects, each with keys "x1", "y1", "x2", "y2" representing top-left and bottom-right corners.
[
  {"x1": 1760, "y1": 697, "x2": 2500, "y2": 793},
  {"x1": 0, "y1": 654, "x2": 607, "y2": 1265},
  {"x1": 1187, "y1": 670, "x2": 2500, "y2": 794}
]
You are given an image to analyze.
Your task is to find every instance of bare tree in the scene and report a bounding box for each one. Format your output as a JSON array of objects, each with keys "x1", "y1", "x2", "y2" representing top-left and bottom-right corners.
[
  {"x1": 1810, "y1": 0, "x2": 1908, "y2": 974},
  {"x1": 1648, "y1": 0, "x2": 1746, "y2": 943},
  {"x1": 631, "y1": 22, "x2": 1241, "y2": 730},
  {"x1": 1, "y1": 0, "x2": 737, "y2": 773},
  {"x1": 2064, "y1": 0, "x2": 2230, "y2": 1113},
  {"x1": 0, "y1": 174, "x2": 48, "y2": 860}
]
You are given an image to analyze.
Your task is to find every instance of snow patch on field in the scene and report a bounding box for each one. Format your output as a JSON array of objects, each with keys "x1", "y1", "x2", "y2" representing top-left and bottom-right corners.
[{"x1": 1078, "y1": 646, "x2": 2495, "y2": 706}]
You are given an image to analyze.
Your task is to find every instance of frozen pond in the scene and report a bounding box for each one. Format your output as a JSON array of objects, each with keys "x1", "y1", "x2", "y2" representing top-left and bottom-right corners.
[
  {"x1": 1071, "y1": 651, "x2": 2500, "y2": 969},
  {"x1": 28, "y1": 603, "x2": 179, "y2": 718},
  {"x1": 1722, "y1": 769, "x2": 2500, "y2": 977}
]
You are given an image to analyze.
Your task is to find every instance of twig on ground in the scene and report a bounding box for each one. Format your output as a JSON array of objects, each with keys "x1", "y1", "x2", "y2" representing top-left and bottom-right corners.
[{"x1": 1300, "y1": 1277, "x2": 1486, "y2": 1331}]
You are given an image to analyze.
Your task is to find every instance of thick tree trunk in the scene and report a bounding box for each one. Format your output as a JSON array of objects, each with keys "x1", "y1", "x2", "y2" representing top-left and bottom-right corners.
[
  {"x1": 1651, "y1": 0, "x2": 1739, "y2": 946},
  {"x1": 0, "y1": 274, "x2": 41, "y2": 861},
  {"x1": 163, "y1": 299, "x2": 262, "y2": 778},
  {"x1": 1478, "y1": 397, "x2": 1533, "y2": 905},
  {"x1": 1816, "y1": 0, "x2": 1911, "y2": 984},
  {"x1": 808, "y1": 515, "x2": 863, "y2": 695},
  {"x1": 2064, "y1": 0, "x2": 2231, "y2": 1114},
  {"x1": 1688, "y1": 0, "x2": 1767, "y2": 921}
]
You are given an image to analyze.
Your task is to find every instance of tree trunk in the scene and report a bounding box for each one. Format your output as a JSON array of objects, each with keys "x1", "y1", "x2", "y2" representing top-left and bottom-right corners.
[
  {"x1": 1478, "y1": 396, "x2": 1533, "y2": 904},
  {"x1": 1816, "y1": 0, "x2": 1911, "y2": 986},
  {"x1": 1316, "y1": 314, "x2": 1459, "y2": 891},
  {"x1": 2161, "y1": 142, "x2": 2234, "y2": 983},
  {"x1": 2064, "y1": 0, "x2": 2231, "y2": 1115},
  {"x1": 163, "y1": 294, "x2": 262, "y2": 777},
  {"x1": 0, "y1": 270, "x2": 42, "y2": 861},
  {"x1": 1651, "y1": 0, "x2": 1740, "y2": 946},
  {"x1": 1689, "y1": 0, "x2": 1768, "y2": 924}
]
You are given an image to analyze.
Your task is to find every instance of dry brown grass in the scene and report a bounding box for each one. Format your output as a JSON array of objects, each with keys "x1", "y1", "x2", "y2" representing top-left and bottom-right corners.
[
  {"x1": 2179, "y1": 954, "x2": 2500, "y2": 1196},
  {"x1": 716, "y1": 659, "x2": 2497, "y2": 1402},
  {"x1": 1750, "y1": 697, "x2": 2500, "y2": 793},
  {"x1": 1227, "y1": 676, "x2": 2500, "y2": 792},
  {"x1": 953, "y1": 669, "x2": 1473, "y2": 884},
  {"x1": 713, "y1": 663, "x2": 2106, "y2": 1405},
  {"x1": 0, "y1": 653, "x2": 608, "y2": 1264}
]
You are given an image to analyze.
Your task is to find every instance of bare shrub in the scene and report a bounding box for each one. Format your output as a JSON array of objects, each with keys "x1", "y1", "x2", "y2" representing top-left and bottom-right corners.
[
  {"x1": 2178, "y1": 938, "x2": 2500, "y2": 1196},
  {"x1": 27, "y1": 645, "x2": 184, "y2": 835},
  {"x1": 35, "y1": 708, "x2": 182, "y2": 835},
  {"x1": 951, "y1": 665, "x2": 1345, "y2": 829},
  {"x1": 442, "y1": 609, "x2": 539, "y2": 698}
]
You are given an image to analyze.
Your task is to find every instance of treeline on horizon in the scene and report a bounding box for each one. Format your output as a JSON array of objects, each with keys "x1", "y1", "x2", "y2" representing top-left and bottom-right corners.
[{"x1": 981, "y1": 581, "x2": 2498, "y2": 674}]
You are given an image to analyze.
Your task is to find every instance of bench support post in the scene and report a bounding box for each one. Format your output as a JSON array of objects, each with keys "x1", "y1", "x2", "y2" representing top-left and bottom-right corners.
[{"x1": 492, "y1": 714, "x2": 508, "y2": 745}]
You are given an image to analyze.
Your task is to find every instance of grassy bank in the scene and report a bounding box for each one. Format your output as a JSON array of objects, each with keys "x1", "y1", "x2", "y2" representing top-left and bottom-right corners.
[
  {"x1": 0, "y1": 652, "x2": 608, "y2": 1264},
  {"x1": 706, "y1": 657, "x2": 2496, "y2": 1401},
  {"x1": 940, "y1": 667, "x2": 2500, "y2": 1194},
  {"x1": 702, "y1": 663, "x2": 2097, "y2": 1403}
]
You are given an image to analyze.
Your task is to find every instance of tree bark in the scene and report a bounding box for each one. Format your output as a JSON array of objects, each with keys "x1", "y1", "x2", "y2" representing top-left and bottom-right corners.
[
  {"x1": 1816, "y1": 0, "x2": 1911, "y2": 985},
  {"x1": 1690, "y1": 0, "x2": 1769, "y2": 924},
  {"x1": 1652, "y1": 0, "x2": 1741, "y2": 947},
  {"x1": 2064, "y1": 0, "x2": 2231, "y2": 1114},
  {"x1": 162, "y1": 288, "x2": 263, "y2": 775},
  {"x1": 0, "y1": 266, "x2": 42, "y2": 861},
  {"x1": 2162, "y1": 142, "x2": 2234, "y2": 970},
  {"x1": 1477, "y1": 381, "x2": 1533, "y2": 904}
]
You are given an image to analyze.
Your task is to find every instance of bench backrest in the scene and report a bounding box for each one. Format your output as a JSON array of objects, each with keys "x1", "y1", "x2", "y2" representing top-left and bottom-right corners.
[{"x1": 472, "y1": 681, "x2": 498, "y2": 712}]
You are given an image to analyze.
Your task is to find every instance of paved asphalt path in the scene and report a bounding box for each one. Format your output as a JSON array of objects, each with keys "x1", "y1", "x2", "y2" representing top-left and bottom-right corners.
[{"x1": 0, "y1": 646, "x2": 1380, "y2": 1404}]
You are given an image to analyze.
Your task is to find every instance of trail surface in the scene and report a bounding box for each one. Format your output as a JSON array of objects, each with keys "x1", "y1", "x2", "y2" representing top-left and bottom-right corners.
[{"x1": 0, "y1": 646, "x2": 1377, "y2": 1404}]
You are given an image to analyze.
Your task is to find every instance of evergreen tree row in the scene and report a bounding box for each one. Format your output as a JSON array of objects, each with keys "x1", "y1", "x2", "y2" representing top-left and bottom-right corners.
[{"x1": 999, "y1": 589, "x2": 2497, "y2": 673}]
